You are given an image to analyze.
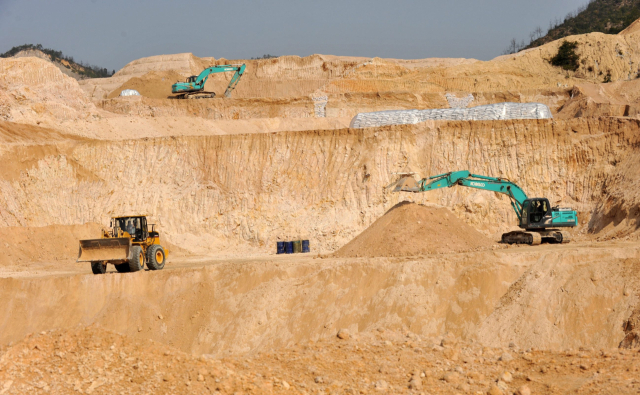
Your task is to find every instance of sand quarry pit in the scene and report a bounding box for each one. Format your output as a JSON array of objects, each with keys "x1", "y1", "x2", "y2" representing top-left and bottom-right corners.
[
  {"x1": 2, "y1": 24, "x2": 640, "y2": 394},
  {"x1": 335, "y1": 202, "x2": 495, "y2": 257}
]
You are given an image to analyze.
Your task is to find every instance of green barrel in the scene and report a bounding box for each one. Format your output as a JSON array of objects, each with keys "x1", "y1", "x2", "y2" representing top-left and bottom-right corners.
[{"x1": 293, "y1": 240, "x2": 302, "y2": 253}]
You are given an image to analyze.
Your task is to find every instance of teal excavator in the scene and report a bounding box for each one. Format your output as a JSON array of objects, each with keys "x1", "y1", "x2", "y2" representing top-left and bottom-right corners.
[
  {"x1": 171, "y1": 64, "x2": 245, "y2": 99},
  {"x1": 391, "y1": 170, "x2": 578, "y2": 245}
]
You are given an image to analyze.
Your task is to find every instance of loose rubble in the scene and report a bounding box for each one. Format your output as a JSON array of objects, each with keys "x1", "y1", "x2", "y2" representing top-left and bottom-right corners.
[{"x1": 1, "y1": 327, "x2": 639, "y2": 394}]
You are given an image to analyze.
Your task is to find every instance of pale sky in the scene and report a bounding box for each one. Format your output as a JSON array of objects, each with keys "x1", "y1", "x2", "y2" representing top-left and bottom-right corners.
[{"x1": 0, "y1": 0, "x2": 590, "y2": 72}]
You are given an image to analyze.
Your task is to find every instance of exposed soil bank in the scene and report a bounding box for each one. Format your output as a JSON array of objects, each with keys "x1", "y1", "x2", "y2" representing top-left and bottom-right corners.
[
  {"x1": 1, "y1": 243, "x2": 637, "y2": 356},
  {"x1": 3, "y1": 118, "x2": 640, "y2": 254}
]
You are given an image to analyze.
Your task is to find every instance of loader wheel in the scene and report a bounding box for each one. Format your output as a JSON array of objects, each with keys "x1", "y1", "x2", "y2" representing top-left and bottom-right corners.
[
  {"x1": 115, "y1": 263, "x2": 130, "y2": 273},
  {"x1": 146, "y1": 245, "x2": 166, "y2": 271},
  {"x1": 91, "y1": 261, "x2": 107, "y2": 275},
  {"x1": 128, "y1": 246, "x2": 144, "y2": 272}
]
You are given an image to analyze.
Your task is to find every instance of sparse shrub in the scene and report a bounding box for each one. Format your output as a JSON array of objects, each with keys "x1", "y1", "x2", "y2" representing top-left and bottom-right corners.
[
  {"x1": 251, "y1": 54, "x2": 278, "y2": 60},
  {"x1": 603, "y1": 70, "x2": 612, "y2": 83},
  {"x1": 550, "y1": 41, "x2": 580, "y2": 71}
]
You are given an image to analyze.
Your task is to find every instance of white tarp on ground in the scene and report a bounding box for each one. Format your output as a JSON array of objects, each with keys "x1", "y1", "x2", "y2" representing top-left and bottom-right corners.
[
  {"x1": 349, "y1": 102, "x2": 553, "y2": 128},
  {"x1": 119, "y1": 89, "x2": 141, "y2": 97}
]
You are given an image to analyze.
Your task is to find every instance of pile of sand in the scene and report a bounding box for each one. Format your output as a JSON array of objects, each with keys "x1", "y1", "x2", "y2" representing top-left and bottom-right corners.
[
  {"x1": 334, "y1": 202, "x2": 494, "y2": 257},
  {"x1": 0, "y1": 224, "x2": 103, "y2": 267},
  {"x1": 107, "y1": 70, "x2": 187, "y2": 99},
  {"x1": 0, "y1": 57, "x2": 98, "y2": 127}
]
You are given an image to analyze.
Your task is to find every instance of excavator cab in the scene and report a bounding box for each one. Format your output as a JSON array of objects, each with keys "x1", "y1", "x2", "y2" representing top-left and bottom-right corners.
[
  {"x1": 186, "y1": 76, "x2": 197, "y2": 83},
  {"x1": 520, "y1": 198, "x2": 552, "y2": 229}
]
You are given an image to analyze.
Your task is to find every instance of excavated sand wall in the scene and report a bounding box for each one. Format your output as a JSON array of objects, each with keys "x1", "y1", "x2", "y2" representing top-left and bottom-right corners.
[
  {"x1": 97, "y1": 90, "x2": 570, "y2": 123},
  {"x1": 0, "y1": 118, "x2": 638, "y2": 252},
  {"x1": 0, "y1": 245, "x2": 637, "y2": 354}
]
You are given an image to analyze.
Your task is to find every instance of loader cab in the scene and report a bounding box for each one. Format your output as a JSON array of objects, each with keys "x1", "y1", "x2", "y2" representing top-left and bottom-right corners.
[
  {"x1": 520, "y1": 198, "x2": 551, "y2": 229},
  {"x1": 112, "y1": 216, "x2": 148, "y2": 242}
]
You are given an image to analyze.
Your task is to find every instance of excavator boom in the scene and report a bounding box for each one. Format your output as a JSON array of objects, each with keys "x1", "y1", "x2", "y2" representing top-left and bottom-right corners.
[{"x1": 395, "y1": 170, "x2": 528, "y2": 221}]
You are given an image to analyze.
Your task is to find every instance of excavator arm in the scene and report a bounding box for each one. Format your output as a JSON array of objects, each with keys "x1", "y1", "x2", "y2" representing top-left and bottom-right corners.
[
  {"x1": 223, "y1": 64, "x2": 245, "y2": 98},
  {"x1": 393, "y1": 170, "x2": 528, "y2": 221}
]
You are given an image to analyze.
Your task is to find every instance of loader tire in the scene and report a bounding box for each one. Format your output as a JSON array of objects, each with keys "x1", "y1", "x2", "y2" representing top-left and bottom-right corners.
[
  {"x1": 128, "y1": 246, "x2": 144, "y2": 272},
  {"x1": 146, "y1": 245, "x2": 166, "y2": 271},
  {"x1": 114, "y1": 263, "x2": 130, "y2": 273},
  {"x1": 91, "y1": 261, "x2": 107, "y2": 275}
]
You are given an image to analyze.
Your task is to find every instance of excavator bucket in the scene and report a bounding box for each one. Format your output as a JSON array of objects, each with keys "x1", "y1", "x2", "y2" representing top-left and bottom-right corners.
[
  {"x1": 388, "y1": 176, "x2": 421, "y2": 193},
  {"x1": 77, "y1": 238, "x2": 131, "y2": 262}
]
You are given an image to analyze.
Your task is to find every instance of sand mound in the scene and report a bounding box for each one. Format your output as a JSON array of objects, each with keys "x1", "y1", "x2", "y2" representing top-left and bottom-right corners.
[
  {"x1": 334, "y1": 202, "x2": 494, "y2": 257},
  {"x1": 107, "y1": 70, "x2": 187, "y2": 99},
  {"x1": 0, "y1": 224, "x2": 103, "y2": 267},
  {"x1": 113, "y1": 53, "x2": 213, "y2": 78},
  {"x1": 556, "y1": 80, "x2": 640, "y2": 118},
  {"x1": 0, "y1": 57, "x2": 98, "y2": 127}
]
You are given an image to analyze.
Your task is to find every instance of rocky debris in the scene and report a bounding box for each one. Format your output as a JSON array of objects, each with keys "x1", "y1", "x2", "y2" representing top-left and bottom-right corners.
[
  {"x1": 1, "y1": 326, "x2": 638, "y2": 394},
  {"x1": 408, "y1": 370, "x2": 422, "y2": 390},
  {"x1": 516, "y1": 384, "x2": 532, "y2": 395},
  {"x1": 443, "y1": 371, "x2": 462, "y2": 384},
  {"x1": 499, "y1": 371, "x2": 513, "y2": 383},
  {"x1": 498, "y1": 351, "x2": 514, "y2": 362},
  {"x1": 337, "y1": 329, "x2": 350, "y2": 340}
]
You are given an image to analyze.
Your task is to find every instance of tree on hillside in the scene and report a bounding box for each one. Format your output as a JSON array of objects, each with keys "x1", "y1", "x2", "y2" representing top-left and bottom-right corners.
[{"x1": 550, "y1": 41, "x2": 581, "y2": 71}]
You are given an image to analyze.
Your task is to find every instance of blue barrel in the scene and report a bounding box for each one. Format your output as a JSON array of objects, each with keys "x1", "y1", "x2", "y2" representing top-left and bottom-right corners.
[
  {"x1": 276, "y1": 241, "x2": 285, "y2": 254},
  {"x1": 285, "y1": 241, "x2": 294, "y2": 254},
  {"x1": 302, "y1": 240, "x2": 310, "y2": 253}
]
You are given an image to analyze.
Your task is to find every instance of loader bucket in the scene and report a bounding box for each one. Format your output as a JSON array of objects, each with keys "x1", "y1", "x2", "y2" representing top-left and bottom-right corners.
[
  {"x1": 390, "y1": 176, "x2": 421, "y2": 193},
  {"x1": 77, "y1": 238, "x2": 131, "y2": 262}
]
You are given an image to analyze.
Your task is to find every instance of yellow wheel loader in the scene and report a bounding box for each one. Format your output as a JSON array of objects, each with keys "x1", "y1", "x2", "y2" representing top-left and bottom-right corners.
[{"x1": 77, "y1": 215, "x2": 168, "y2": 275}]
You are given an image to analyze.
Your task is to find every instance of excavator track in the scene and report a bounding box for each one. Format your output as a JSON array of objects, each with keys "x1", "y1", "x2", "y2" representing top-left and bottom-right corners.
[
  {"x1": 501, "y1": 231, "x2": 542, "y2": 245},
  {"x1": 183, "y1": 92, "x2": 216, "y2": 99}
]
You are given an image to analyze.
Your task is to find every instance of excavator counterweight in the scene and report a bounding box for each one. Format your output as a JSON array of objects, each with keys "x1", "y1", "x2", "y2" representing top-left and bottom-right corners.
[{"x1": 390, "y1": 171, "x2": 578, "y2": 245}]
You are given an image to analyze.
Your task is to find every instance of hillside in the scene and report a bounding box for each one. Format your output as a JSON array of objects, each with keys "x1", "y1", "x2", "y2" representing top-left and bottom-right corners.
[
  {"x1": 0, "y1": 43, "x2": 113, "y2": 79},
  {"x1": 527, "y1": 0, "x2": 640, "y2": 49}
]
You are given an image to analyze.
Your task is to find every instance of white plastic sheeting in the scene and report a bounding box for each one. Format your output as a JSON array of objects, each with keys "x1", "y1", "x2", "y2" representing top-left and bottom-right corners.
[
  {"x1": 349, "y1": 102, "x2": 553, "y2": 129},
  {"x1": 119, "y1": 89, "x2": 141, "y2": 97},
  {"x1": 445, "y1": 93, "x2": 474, "y2": 108},
  {"x1": 312, "y1": 95, "x2": 328, "y2": 117}
]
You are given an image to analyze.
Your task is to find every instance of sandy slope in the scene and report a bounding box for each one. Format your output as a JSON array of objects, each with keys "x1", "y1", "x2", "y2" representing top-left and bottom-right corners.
[
  {"x1": 334, "y1": 202, "x2": 494, "y2": 257},
  {"x1": 1, "y1": 326, "x2": 639, "y2": 395}
]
